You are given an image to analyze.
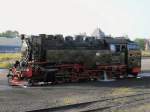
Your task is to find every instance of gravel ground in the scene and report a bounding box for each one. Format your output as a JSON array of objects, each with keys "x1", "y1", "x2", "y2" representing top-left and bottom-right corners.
[{"x1": 0, "y1": 58, "x2": 150, "y2": 112}]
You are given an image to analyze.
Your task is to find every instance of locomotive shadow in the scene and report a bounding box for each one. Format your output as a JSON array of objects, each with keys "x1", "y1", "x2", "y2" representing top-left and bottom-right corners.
[{"x1": 28, "y1": 75, "x2": 150, "y2": 90}]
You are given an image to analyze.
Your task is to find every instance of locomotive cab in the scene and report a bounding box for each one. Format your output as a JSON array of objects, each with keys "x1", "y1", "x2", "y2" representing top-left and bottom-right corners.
[{"x1": 127, "y1": 43, "x2": 141, "y2": 77}]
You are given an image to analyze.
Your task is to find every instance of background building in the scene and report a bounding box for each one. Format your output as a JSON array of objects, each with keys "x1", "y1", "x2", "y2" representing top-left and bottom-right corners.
[
  {"x1": 145, "y1": 39, "x2": 150, "y2": 51},
  {"x1": 0, "y1": 37, "x2": 21, "y2": 53}
]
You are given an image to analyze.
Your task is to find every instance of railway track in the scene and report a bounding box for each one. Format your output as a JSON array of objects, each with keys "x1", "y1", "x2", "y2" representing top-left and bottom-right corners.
[
  {"x1": 81, "y1": 96, "x2": 150, "y2": 112},
  {"x1": 27, "y1": 91, "x2": 150, "y2": 112}
]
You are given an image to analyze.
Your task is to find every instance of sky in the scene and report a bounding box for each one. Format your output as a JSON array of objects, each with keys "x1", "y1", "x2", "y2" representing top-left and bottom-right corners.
[{"x1": 0, "y1": 0, "x2": 150, "y2": 39}]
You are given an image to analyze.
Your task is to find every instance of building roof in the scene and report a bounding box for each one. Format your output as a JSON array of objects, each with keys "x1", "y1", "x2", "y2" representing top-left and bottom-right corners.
[
  {"x1": 0, "y1": 37, "x2": 21, "y2": 46},
  {"x1": 105, "y1": 37, "x2": 128, "y2": 44}
]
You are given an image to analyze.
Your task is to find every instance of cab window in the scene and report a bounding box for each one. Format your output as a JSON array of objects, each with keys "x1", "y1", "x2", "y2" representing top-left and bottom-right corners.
[
  {"x1": 128, "y1": 44, "x2": 140, "y2": 50},
  {"x1": 110, "y1": 44, "x2": 116, "y2": 52},
  {"x1": 115, "y1": 45, "x2": 121, "y2": 52}
]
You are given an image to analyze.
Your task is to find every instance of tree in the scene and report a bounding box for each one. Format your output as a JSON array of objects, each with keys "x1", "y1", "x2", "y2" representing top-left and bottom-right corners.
[
  {"x1": 0, "y1": 30, "x2": 19, "y2": 38},
  {"x1": 134, "y1": 38, "x2": 145, "y2": 50}
]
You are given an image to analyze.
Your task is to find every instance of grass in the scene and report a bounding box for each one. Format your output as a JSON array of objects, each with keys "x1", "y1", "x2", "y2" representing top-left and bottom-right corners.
[
  {"x1": 111, "y1": 87, "x2": 136, "y2": 96},
  {"x1": 0, "y1": 53, "x2": 21, "y2": 61},
  {"x1": 0, "y1": 53, "x2": 21, "y2": 68},
  {"x1": 142, "y1": 50, "x2": 150, "y2": 57},
  {"x1": 0, "y1": 62, "x2": 12, "y2": 69}
]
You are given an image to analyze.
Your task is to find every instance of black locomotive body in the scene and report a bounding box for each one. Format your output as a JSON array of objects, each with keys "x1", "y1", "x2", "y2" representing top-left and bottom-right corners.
[{"x1": 7, "y1": 34, "x2": 141, "y2": 86}]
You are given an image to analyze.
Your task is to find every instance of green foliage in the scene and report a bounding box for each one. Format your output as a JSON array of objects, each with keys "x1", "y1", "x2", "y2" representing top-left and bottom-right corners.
[
  {"x1": 0, "y1": 30, "x2": 19, "y2": 38},
  {"x1": 134, "y1": 38, "x2": 145, "y2": 50}
]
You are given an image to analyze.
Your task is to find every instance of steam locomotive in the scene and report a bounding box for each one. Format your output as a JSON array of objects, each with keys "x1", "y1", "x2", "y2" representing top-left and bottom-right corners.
[{"x1": 7, "y1": 34, "x2": 141, "y2": 86}]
